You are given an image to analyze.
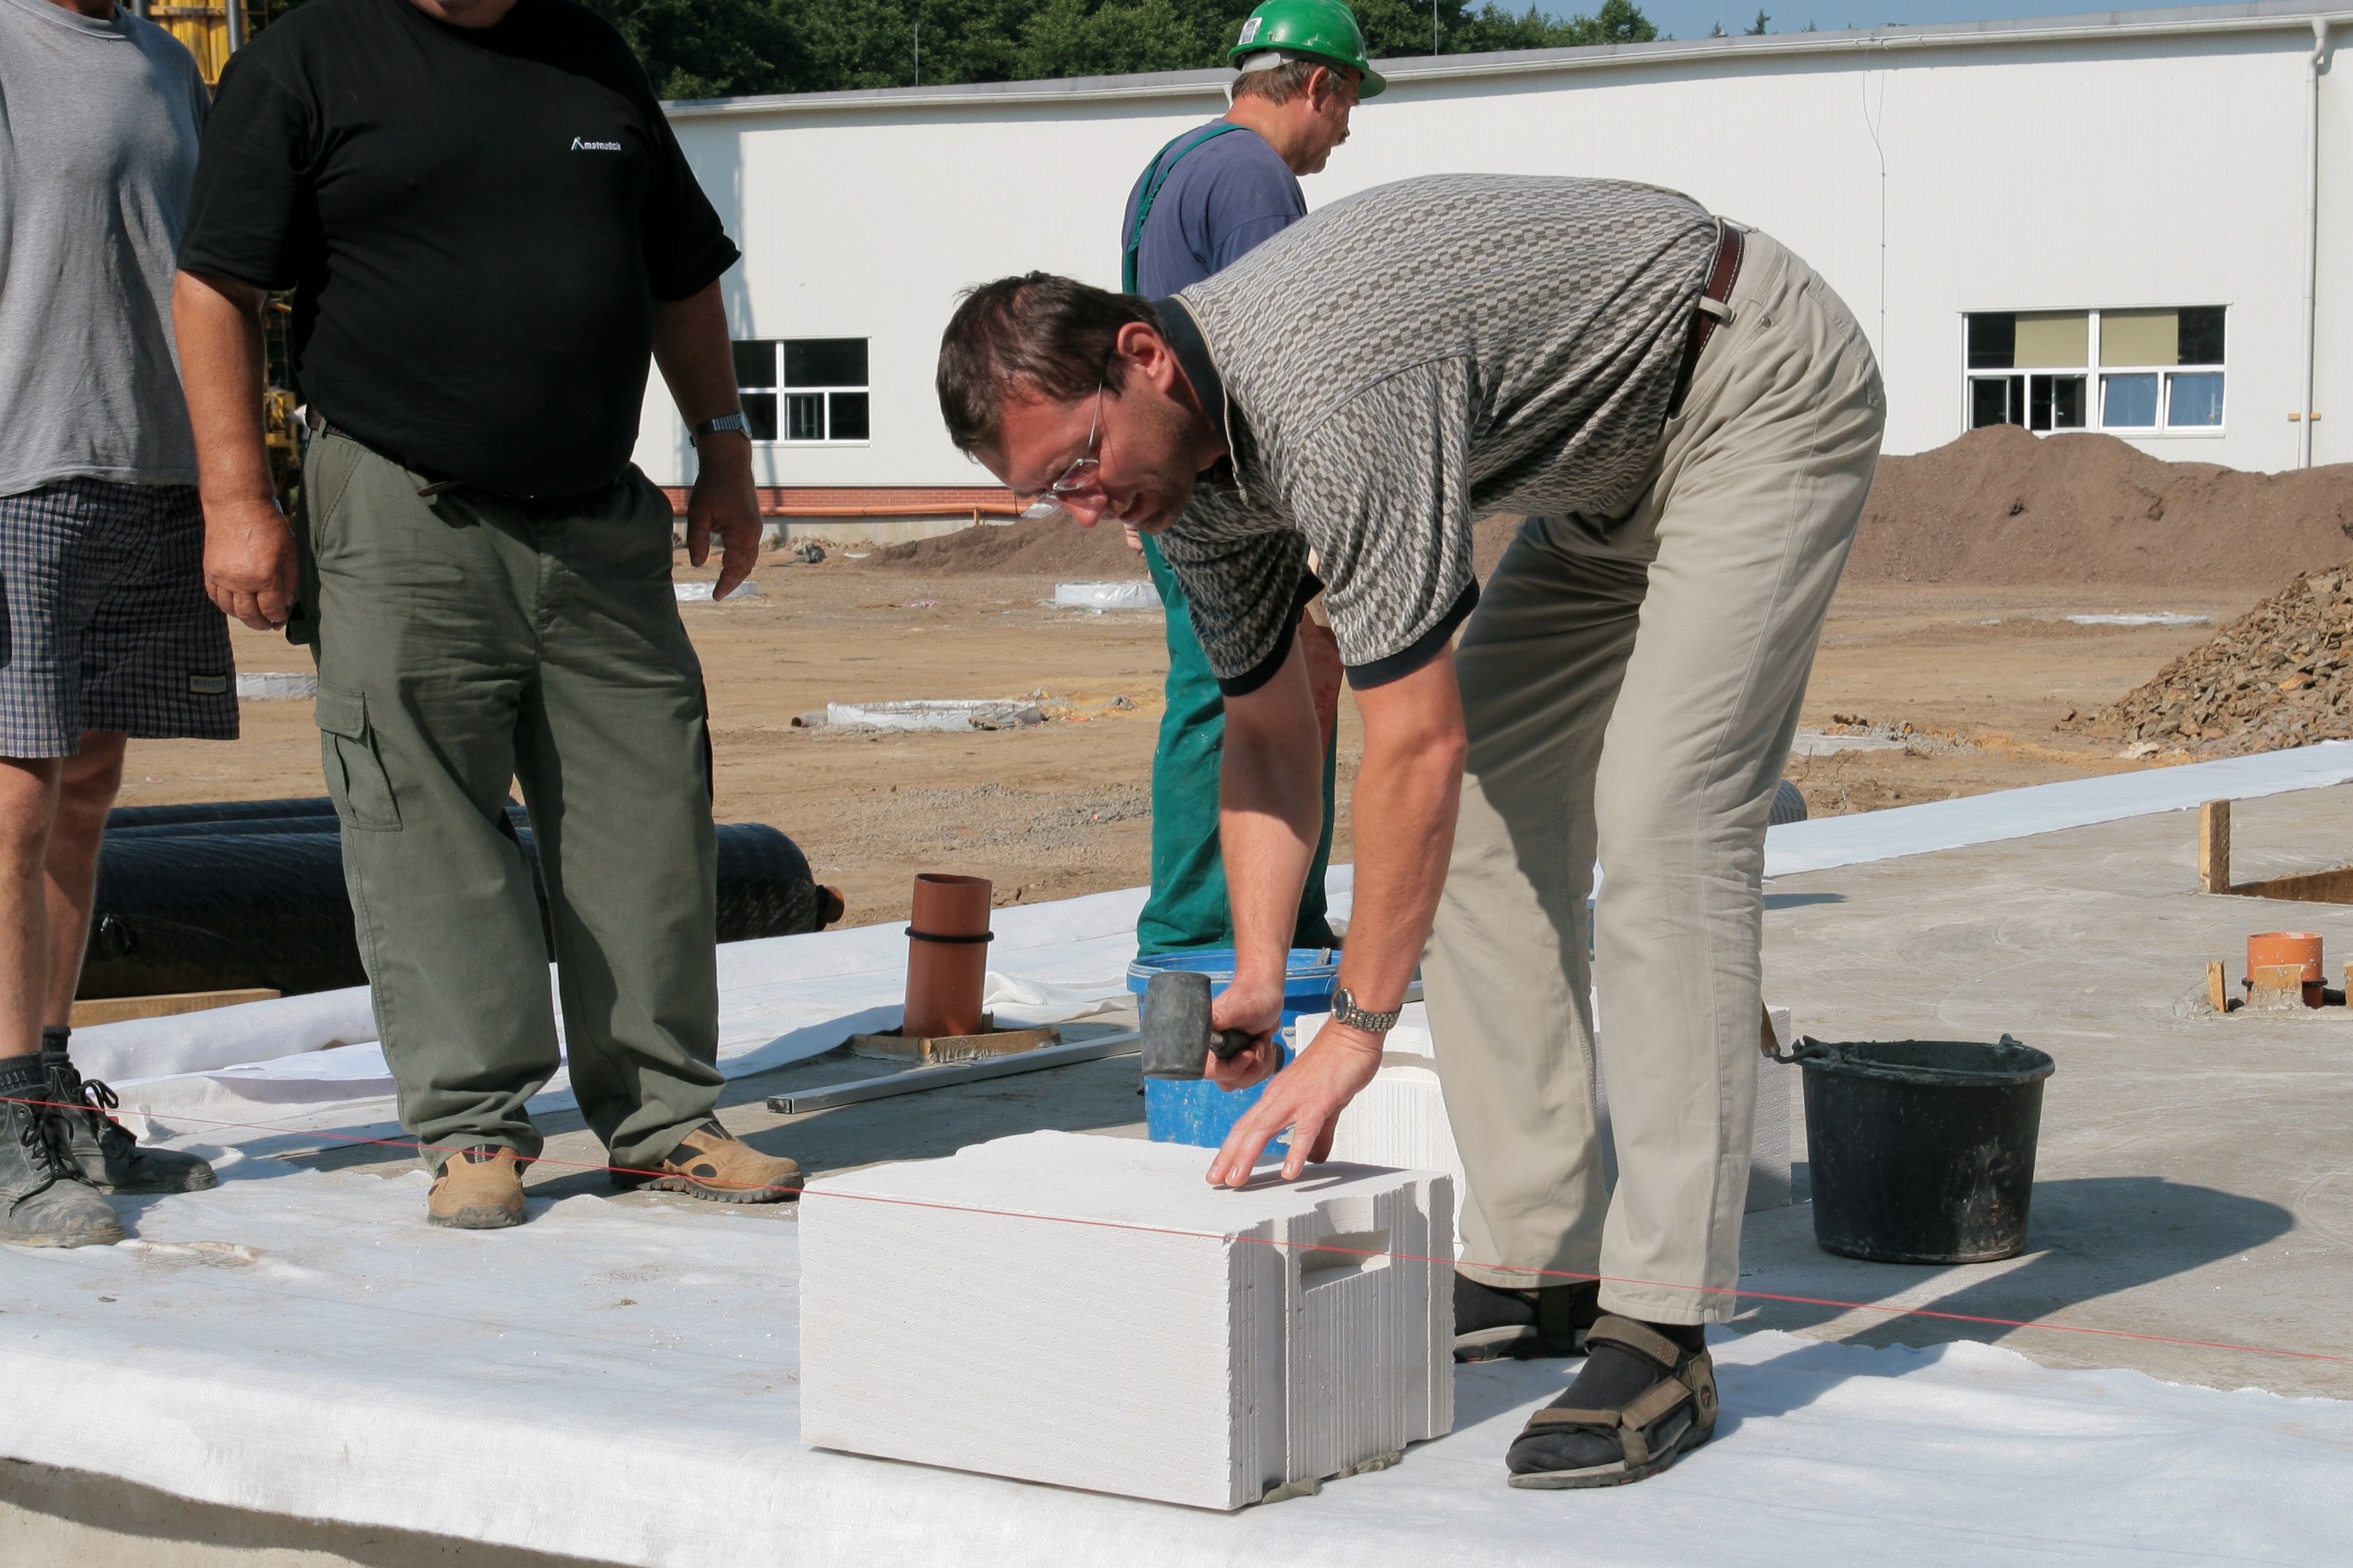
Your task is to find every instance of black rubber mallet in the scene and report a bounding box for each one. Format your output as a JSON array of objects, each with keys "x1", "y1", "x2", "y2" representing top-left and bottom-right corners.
[{"x1": 1137, "y1": 969, "x2": 1258, "y2": 1080}]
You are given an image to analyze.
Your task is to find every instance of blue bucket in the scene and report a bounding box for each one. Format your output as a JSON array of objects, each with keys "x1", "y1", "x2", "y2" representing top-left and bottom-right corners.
[{"x1": 1125, "y1": 948, "x2": 1342, "y2": 1147}]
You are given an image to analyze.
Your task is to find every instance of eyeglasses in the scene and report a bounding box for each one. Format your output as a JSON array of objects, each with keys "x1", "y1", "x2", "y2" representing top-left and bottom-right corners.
[{"x1": 1017, "y1": 380, "x2": 1107, "y2": 523}]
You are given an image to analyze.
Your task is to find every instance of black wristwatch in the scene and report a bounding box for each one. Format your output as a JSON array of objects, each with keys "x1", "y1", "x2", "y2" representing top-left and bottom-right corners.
[
  {"x1": 1329, "y1": 986, "x2": 1402, "y2": 1034},
  {"x1": 692, "y1": 411, "x2": 752, "y2": 445}
]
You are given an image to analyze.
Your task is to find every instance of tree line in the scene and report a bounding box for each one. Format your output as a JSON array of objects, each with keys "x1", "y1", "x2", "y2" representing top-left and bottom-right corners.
[{"x1": 575, "y1": 0, "x2": 1658, "y2": 101}]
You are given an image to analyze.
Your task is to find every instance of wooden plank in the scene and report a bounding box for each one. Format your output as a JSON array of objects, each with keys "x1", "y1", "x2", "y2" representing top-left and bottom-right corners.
[
  {"x1": 2231, "y1": 866, "x2": 2353, "y2": 905},
  {"x1": 2199, "y1": 798, "x2": 2232, "y2": 894},
  {"x1": 69, "y1": 988, "x2": 280, "y2": 1028},
  {"x1": 2207, "y1": 960, "x2": 2231, "y2": 1013},
  {"x1": 847, "y1": 1023, "x2": 1060, "y2": 1066},
  {"x1": 2245, "y1": 963, "x2": 2307, "y2": 1012}
]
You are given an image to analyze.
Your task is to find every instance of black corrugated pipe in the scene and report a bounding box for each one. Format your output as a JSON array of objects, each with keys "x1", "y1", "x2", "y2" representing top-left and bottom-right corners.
[{"x1": 79, "y1": 819, "x2": 839, "y2": 1000}]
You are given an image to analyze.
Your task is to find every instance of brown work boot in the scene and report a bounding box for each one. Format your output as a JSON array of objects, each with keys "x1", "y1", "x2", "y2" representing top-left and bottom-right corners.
[
  {"x1": 427, "y1": 1145, "x2": 527, "y2": 1230},
  {"x1": 616, "y1": 1120, "x2": 799, "y2": 1204}
]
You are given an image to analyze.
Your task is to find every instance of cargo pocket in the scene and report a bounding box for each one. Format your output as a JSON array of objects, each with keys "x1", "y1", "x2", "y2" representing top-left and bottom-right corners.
[{"x1": 314, "y1": 684, "x2": 402, "y2": 831}]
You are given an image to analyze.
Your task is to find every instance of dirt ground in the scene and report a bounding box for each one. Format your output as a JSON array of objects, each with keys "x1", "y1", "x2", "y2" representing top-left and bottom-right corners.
[{"x1": 117, "y1": 555, "x2": 2266, "y2": 930}]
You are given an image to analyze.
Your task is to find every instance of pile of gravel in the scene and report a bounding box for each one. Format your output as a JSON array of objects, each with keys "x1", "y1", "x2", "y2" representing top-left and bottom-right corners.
[{"x1": 2094, "y1": 566, "x2": 2353, "y2": 753}]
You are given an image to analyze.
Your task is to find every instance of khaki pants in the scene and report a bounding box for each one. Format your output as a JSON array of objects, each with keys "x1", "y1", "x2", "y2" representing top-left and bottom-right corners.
[
  {"x1": 1425, "y1": 229, "x2": 1883, "y2": 1324},
  {"x1": 296, "y1": 434, "x2": 724, "y2": 1170}
]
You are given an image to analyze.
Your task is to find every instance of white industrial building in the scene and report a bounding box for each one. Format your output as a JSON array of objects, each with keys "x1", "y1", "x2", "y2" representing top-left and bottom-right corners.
[{"x1": 637, "y1": 1, "x2": 2351, "y2": 523}]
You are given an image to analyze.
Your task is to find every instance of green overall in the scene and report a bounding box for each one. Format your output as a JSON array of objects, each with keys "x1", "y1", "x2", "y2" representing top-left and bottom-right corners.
[{"x1": 1125, "y1": 125, "x2": 1337, "y2": 956}]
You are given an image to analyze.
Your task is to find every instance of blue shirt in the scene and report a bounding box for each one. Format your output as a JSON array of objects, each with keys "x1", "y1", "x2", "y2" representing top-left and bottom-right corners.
[{"x1": 1121, "y1": 122, "x2": 1306, "y2": 297}]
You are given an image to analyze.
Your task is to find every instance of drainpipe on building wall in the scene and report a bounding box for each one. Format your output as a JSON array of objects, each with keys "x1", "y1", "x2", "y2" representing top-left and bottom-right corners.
[{"x1": 2301, "y1": 18, "x2": 2330, "y2": 469}]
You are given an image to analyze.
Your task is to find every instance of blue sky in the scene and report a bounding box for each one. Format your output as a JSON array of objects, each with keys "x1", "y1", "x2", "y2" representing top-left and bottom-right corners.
[{"x1": 1611, "y1": 0, "x2": 2175, "y2": 39}]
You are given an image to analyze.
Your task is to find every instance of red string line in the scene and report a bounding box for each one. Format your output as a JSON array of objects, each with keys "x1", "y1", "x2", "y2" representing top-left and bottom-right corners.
[{"x1": 8, "y1": 1093, "x2": 2346, "y2": 1367}]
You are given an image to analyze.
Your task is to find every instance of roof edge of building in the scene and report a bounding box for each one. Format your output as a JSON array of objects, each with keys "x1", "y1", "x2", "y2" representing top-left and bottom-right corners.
[{"x1": 666, "y1": 1, "x2": 2353, "y2": 120}]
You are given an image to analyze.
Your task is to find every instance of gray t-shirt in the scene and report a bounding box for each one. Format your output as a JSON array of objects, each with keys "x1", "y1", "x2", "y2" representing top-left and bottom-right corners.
[
  {"x1": 0, "y1": 0, "x2": 208, "y2": 494},
  {"x1": 1121, "y1": 122, "x2": 1306, "y2": 297},
  {"x1": 1156, "y1": 173, "x2": 1718, "y2": 693}
]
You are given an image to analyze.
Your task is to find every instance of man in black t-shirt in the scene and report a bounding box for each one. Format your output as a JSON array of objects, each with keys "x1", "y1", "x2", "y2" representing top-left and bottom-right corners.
[{"x1": 174, "y1": 0, "x2": 801, "y2": 1230}]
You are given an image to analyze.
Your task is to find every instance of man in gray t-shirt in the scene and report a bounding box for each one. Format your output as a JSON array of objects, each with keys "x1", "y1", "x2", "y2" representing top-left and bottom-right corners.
[
  {"x1": 939, "y1": 173, "x2": 1884, "y2": 1489},
  {"x1": 0, "y1": 0, "x2": 231, "y2": 1249}
]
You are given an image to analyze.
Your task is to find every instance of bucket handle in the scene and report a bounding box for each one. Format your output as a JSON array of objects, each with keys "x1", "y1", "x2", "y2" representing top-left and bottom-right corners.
[
  {"x1": 1764, "y1": 1034, "x2": 1841, "y2": 1068},
  {"x1": 1765, "y1": 1033, "x2": 2028, "y2": 1066}
]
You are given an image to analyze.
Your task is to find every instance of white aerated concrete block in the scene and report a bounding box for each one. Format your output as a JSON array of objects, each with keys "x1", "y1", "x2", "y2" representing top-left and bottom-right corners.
[
  {"x1": 1323, "y1": 1003, "x2": 1797, "y2": 1258},
  {"x1": 799, "y1": 1131, "x2": 1452, "y2": 1511}
]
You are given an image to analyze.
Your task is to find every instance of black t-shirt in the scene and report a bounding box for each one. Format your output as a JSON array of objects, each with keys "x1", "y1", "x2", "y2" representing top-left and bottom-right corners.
[{"x1": 179, "y1": 0, "x2": 738, "y2": 496}]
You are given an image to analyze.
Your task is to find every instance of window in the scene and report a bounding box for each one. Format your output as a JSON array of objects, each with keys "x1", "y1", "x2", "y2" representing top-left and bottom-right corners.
[
  {"x1": 1965, "y1": 308, "x2": 2224, "y2": 435},
  {"x1": 729, "y1": 338, "x2": 870, "y2": 443}
]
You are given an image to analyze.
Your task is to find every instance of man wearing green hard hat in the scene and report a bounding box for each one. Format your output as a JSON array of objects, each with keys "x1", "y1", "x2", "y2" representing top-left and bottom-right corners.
[
  {"x1": 1116, "y1": 0, "x2": 1380, "y2": 970},
  {"x1": 1229, "y1": 0, "x2": 1385, "y2": 102}
]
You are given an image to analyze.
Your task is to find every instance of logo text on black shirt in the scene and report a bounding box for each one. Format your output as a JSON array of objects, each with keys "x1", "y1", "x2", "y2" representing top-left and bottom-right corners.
[{"x1": 570, "y1": 137, "x2": 622, "y2": 152}]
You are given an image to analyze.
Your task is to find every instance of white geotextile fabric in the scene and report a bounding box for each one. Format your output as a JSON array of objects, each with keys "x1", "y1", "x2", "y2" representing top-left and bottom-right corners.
[
  {"x1": 72, "y1": 743, "x2": 2353, "y2": 1134},
  {"x1": 19, "y1": 750, "x2": 2353, "y2": 1554},
  {"x1": 2, "y1": 1158, "x2": 2347, "y2": 1564},
  {"x1": 92, "y1": 882, "x2": 1159, "y2": 1135}
]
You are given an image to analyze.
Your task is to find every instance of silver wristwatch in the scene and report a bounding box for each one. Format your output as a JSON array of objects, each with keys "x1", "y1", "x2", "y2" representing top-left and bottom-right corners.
[
  {"x1": 692, "y1": 410, "x2": 752, "y2": 445},
  {"x1": 1329, "y1": 986, "x2": 1401, "y2": 1034}
]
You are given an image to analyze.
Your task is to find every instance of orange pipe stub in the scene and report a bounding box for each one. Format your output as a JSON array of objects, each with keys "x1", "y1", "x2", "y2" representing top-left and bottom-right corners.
[
  {"x1": 904, "y1": 873, "x2": 992, "y2": 1038},
  {"x1": 2247, "y1": 931, "x2": 2324, "y2": 1007}
]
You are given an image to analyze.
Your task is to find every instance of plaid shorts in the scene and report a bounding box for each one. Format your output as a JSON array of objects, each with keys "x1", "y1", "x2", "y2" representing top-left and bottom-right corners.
[{"x1": 0, "y1": 480, "x2": 238, "y2": 757}]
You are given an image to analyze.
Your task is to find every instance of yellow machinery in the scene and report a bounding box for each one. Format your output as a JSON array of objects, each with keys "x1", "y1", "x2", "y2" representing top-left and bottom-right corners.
[{"x1": 142, "y1": 0, "x2": 249, "y2": 86}]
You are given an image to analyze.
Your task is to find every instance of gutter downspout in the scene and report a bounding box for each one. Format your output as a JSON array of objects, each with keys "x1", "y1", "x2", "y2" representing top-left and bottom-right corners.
[{"x1": 2302, "y1": 18, "x2": 2329, "y2": 469}]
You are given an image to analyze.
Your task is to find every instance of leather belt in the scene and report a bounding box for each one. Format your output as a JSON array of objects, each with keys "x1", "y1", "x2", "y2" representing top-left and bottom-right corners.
[
  {"x1": 1666, "y1": 222, "x2": 1746, "y2": 420},
  {"x1": 306, "y1": 409, "x2": 463, "y2": 498}
]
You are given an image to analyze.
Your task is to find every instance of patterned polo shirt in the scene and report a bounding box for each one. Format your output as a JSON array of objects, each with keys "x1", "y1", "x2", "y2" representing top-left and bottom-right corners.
[{"x1": 1154, "y1": 173, "x2": 1719, "y2": 693}]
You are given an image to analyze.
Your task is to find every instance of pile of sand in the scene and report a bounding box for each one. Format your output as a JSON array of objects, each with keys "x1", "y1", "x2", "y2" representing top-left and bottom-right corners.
[
  {"x1": 867, "y1": 509, "x2": 1527, "y2": 585},
  {"x1": 2093, "y1": 566, "x2": 2353, "y2": 753},
  {"x1": 863, "y1": 426, "x2": 2353, "y2": 596},
  {"x1": 1846, "y1": 425, "x2": 2353, "y2": 589},
  {"x1": 865, "y1": 516, "x2": 1148, "y2": 578}
]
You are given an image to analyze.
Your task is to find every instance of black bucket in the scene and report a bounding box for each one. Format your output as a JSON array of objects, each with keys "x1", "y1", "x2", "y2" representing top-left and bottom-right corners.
[{"x1": 1779, "y1": 1036, "x2": 2057, "y2": 1264}]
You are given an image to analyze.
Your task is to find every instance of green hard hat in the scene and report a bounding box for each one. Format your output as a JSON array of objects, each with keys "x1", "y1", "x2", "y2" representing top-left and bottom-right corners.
[{"x1": 1227, "y1": 0, "x2": 1387, "y2": 99}]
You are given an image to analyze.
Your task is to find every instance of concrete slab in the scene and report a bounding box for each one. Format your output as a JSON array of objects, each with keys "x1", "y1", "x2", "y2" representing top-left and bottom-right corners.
[{"x1": 1749, "y1": 781, "x2": 2353, "y2": 1397}]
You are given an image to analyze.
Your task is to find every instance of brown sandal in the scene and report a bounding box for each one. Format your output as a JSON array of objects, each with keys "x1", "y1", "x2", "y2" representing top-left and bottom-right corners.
[{"x1": 1505, "y1": 1316, "x2": 1719, "y2": 1489}]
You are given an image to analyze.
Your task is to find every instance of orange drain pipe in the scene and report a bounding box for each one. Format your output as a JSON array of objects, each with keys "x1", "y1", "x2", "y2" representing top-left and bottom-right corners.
[
  {"x1": 2247, "y1": 931, "x2": 2325, "y2": 1008},
  {"x1": 903, "y1": 873, "x2": 992, "y2": 1037}
]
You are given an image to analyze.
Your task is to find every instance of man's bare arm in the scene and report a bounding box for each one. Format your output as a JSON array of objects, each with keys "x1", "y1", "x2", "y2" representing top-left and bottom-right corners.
[
  {"x1": 1206, "y1": 632, "x2": 1325, "y2": 1063},
  {"x1": 1205, "y1": 650, "x2": 1466, "y2": 1185},
  {"x1": 174, "y1": 270, "x2": 297, "y2": 631},
  {"x1": 650, "y1": 281, "x2": 760, "y2": 600}
]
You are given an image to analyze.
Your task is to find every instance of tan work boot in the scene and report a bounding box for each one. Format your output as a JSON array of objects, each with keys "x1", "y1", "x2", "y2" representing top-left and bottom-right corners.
[
  {"x1": 427, "y1": 1145, "x2": 527, "y2": 1229},
  {"x1": 617, "y1": 1121, "x2": 799, "y2": 1204}
]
